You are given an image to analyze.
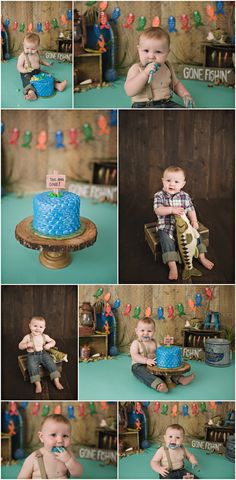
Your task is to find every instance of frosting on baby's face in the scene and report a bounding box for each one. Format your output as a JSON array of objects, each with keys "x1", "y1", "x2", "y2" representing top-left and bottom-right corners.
[
  {"x1": 164, "y1": 427, "x2": 184, "y2": 449},
  {"x1": 29, "y1": 318, "x2": 46, "y2": 336}
]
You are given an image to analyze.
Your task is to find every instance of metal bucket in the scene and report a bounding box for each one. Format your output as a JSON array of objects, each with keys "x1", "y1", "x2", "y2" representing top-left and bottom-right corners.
[
  {"x1": 205, "y1": 338, "x2": 231, "y2": 367},
  {"x1": 225, "y1": 435, "x2": 235, "y2": 463}
]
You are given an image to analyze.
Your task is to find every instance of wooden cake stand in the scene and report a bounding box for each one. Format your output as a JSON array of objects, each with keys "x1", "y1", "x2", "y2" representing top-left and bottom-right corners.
[
  {"x1": 15, "y1": 216, "x2": 97, "y2": 269},
  {"x1": 147, "y1": 362, "x2": 191, "y2": 389}
]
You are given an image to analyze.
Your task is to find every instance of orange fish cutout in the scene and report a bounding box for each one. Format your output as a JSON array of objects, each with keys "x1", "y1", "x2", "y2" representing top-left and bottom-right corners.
[
  {"x1": 98, "y1": 115, "x2": 110, "y2": 135},
  {"x1": 61, "y1": 15, "x2": 67, "y2": 25},
  {"x1": 8, "y1": 420, "x2": 16, "y2": 436},
  {"x1": 206, "y1": 5, "x2": 217, "y2": 22},
  {"x1": 145, "y1": 306, "x2": 152, "y2": 317},
  {"x1": 188, "y1": 299, "x2": 196, "y2": 312},
  {"x1": 171, "y1": 403, "x2": 178, "y2": 417},
  {"x1": 27, "y1": 22, "x2": 33, "y2": 32},
  {"x1": 152, "y1": 16, "x2": 161, "y2": 27},
  {"x1": 36, "y1": 131, "x2": 47, "y2": 151},
  {"x1": 210, "y1": 401, "x2": 217, "y2": 410},
  {"x1": 104, "y1": 291, "x2": 111, "y2": 302},
  {"x1": 97, "y1": 35, "x2": 107, "y2": 52},
  {"x1": 54, "y1": 405, "x2": 62, "y2": 414},
  {"x1": 104, "y1": 320, "x2": 110, "y2": 334},
  {"x1": 99, "y1": 1, "x2": 108, "y2": 11}
]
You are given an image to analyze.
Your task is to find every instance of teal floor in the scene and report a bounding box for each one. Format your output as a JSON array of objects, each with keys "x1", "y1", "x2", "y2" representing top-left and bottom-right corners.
[
  {"x1": 1, "y1": 57, "x2": 72, "y2": 109},
  {"x1": 79, "y1": 353, "x2": 235, "y2": 401},
  {"x1": 74, "y1": 76, "x2": 235, "y2": 109},
  {"x1": 119, "y1": 445, "x2": 235, "y2": 479},
  {"x1": 1, "y1": 194, "x2": 117, "y2": 284},
  {"x1": 1, "y1": 456, "x2": 116, "y2": 479}
]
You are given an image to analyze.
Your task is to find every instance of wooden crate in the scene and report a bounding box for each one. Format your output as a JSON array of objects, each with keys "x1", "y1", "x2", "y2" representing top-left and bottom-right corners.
[
  {"x1": 18, "y1": 354, "x2": 62, "y2": 382},
  {"x1": 75, "y1": 52, "x2": 103, "y2": 86},
  {"x1": 119, "y1": 431, "x2": 140, "y2": 454},
  {"x1": 79, "y1": 333, "x2": 108, "y2": 360},
  {"x1": 97, "y1": 428, "x2": 117, "y2": 450},
  {"x1": 182, "y1": 328, "x2": 223, "y2": 349},
  {"x1": 205, "y1": 425, "x2": 234, "y2": 446},
  {"x1": 144, "y1": 222, "x2": 209, "y2": 262},
  {"x1": 1, "y1": 433, "x2": 12, "y2": 463}
]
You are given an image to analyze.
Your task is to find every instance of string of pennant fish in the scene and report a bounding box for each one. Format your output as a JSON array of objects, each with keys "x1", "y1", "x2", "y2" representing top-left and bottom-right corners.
[
  {"x1": 2, "y1": 11, "x2": 72, "y2": 32},
  {"x1": 93, "y1": 287, "x2": 215, "y2": 319}
]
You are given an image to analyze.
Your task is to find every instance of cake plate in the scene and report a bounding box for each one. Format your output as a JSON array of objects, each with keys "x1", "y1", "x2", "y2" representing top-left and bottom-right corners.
[
  {"x1": 15, "y1": 216, "x2": 97, "y2": 269},
  {"x1": 147, "y1": 362, "x2": 191, "y2": 389}
]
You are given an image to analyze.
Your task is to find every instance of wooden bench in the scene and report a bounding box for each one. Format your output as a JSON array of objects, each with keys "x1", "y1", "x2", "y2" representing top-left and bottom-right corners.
[
  {"x1": 18, "y1": 354, "x2": 63, "y2": 382},
  {"x1": 144, "y1": 222, "x2": 209, "y2": 262}
]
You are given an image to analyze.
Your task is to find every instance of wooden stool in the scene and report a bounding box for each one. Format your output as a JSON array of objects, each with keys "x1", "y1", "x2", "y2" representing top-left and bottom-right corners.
[
  {"x1": 1, "y1": 433, "x2": 12, "y2": 463},
  {"x1": 18, "y1": 354, "x2": 62, "y2": 382},
  {"x1": 144, "y1": 222, "x2": 209, "y2": 262}
]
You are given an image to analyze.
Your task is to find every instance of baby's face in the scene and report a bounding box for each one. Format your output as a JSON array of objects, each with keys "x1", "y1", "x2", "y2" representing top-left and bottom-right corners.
[
  {"x1": 38, "y1": 419, "x2": 71, "y2": 451},
  {"x1": 23, "y1": 40, "x2": 39, "y2": 55},
  {"x1": 138, "y1": 36, "x2": 169, "y2": 66},
  {"x1": 135, "y1": 321, "x2": 155, "y2": 342},
  {"x1": 29, "y1": 319, "x2": 46, "y2": 336},
  {"x1": 162, "y1": 171, "x2": 186, "y2": 195},
  {"x1": 164, "y1": 427, "x2": 184, "y2": 449}
]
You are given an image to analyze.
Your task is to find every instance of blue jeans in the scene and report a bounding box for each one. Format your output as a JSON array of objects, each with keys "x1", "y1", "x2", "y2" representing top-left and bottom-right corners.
[
  {"x1": 20, "y1": 69, "x2": 41, "y2": 95},
  {"x1": 158, "y1": 230, "x2": 207, "y2": 264},
  {"x1": 160, "y1": 468, "x2": 199, "y2": 479},
  {"x1": 131, "y1": 364, "x2": 180, "y2": 390},
  {"x1": 132, "y1": 99, "x2": 181, "y2": 109},
  {"x1": 27, "y1": 351, "x2": 60, "y2": 383}
]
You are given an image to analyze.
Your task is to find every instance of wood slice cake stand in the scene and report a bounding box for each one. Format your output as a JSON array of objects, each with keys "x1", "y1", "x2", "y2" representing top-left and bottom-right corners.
[
  {"x1": 147, "y1": 362, "x2": 191, "y2": 389},
  {"x1": 15, "y1": 216, "x2": 97, "y2": 269}
]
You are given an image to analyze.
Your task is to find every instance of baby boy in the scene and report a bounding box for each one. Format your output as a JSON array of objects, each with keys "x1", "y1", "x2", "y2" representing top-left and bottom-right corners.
[
  {"x1": 19, "y1": 316, "x2": 64, "y2": 394},
  {"x1": 125, "y1": 27, "x2": 194, "y2": 108},
  {"x1": 154, "y1": 166, "x2": 214, "y2": 280},
  {"x1": 130, "y1": 317, "x2": 195, "y2": 393},
  {"x1": 150, "y1": 424, "x2": 199, "y2": 479},
  {"x1": 18, "y1": 413, "x2": 83, "y2": 479},
  {"x1": 17, "y1": 33, "x2": 67, "y2": 100}
]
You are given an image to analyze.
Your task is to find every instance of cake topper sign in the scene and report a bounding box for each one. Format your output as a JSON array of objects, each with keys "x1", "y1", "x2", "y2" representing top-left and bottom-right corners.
[
  {"x1": 164, "y1": 336, "x2": 174, "y2": 346},
  {"x1": 46, "y1": 170, "x2": 66, "y2": 196}
]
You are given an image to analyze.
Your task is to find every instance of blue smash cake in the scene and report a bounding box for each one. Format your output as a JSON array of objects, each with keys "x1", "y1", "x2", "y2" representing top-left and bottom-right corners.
[
  {"x1": 32, "y1": 191, "x2": 81, "y2": 237},
  {"x1": 156, "y1": 346, "x2": 182, "y2": 369}
]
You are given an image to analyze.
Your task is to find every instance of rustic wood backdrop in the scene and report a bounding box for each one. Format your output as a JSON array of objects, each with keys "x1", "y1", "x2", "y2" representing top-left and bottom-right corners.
[
  {"x1": 2, "y1": 285, "x2": 77, "y2": 339},
  {"x1": 1, "y1": 110, "x2": 117, "y2": 194},
  {"x1": 2, "y1": 1, "x2": 72, "y2": 54},
  {"x1": 120, "y1": 401, "x2": 235, "y2": 443},
  {"x1": 1, "y1": 402, "x2": 117, "y2": 449},
  {"x1": 77, "y1": 1, "x2": 234, "y2": 71},
  {"x1": 79, "y1": 285, "x2": 235, "y2": 352},
  {"x1": 119, "y1": 110, "x2": 234, "y2": 204}
]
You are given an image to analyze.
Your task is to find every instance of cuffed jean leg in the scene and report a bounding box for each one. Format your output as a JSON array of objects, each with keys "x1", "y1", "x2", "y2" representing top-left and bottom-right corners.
[
  {"x1": 158, "y1": 230, "x2": 180, "y2": 264},
  {"x1": 197, "y1": 235, "x2": 207, "y2": 254},
  {"x1": 41, "y1": 351, "x2": 61, "y2": 380},
  {"x1": 20, "y1": 69, "x2": 40, "y2": 95},
  {"x1": 160, "y1": 468, "x2": 198, "y2": 479},
  {"x1": 132, "y1": 364, "x2": 165, "y2": 390},
  {"x1": 27, "y1": 353, "x2": 41, "y2": 383}
]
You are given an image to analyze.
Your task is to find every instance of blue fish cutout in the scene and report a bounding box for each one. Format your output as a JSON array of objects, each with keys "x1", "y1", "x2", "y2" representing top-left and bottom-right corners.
[
  {"x1": 112, "y1": 299, "x2": 121, "y2": 311},
  {"x1": 157, "y1": 306, "x2": 165, "y2": 320},
  {"x1": 94, "y1": 23, "x2": 101, "y2": 39},
  {"x1": 168, "y1": 16, "x2": 177, "y2": 33},
  {"x1": 55, "y1": 130, "x2": 65, "y2": 149},
  {"x1": 110, "y1": 7, "x2": 121, "y2": 24},
  {"x1": 109, "y1": 110, "x2": 117, "y2": 126},
  {"x1": 195, "y1": 293, "x2": 202, "y2": 307},
  {"x1": 37, "y1": 22, "x2": 43, "y2": 33},
  {"x1": 67, "y1": 10, "x2": 72, "y2": 21},
  {"x1": 183, "y1": 404, "x2": 189, "y2": 416},
  {"x1": 4, "y1": 18, "x2": 10, "y2": 27},
  {"x1": 215, "y1": 2, "x2": 224, "y2": 15}
]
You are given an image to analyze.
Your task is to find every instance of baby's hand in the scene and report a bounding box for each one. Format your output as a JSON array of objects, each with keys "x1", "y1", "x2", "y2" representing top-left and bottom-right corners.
[
  {"x1": 44, "y1": 343, "x2": 51, "y2": 351},
  {"x1": 158, "y1": 466, "x2": 169, "y2": 477},
  {"x1": 27, "y1": 341, "x2": 34, "y2": 348},
  {"x1": 144, "y1": 62, "x2": 157, "y2": 77},
  {"x1": 146, "y1": 358, "x2": 156, "y2": 366},
  {"x1": 183, "y1": 95, "x2": 195, "y2": 108},
  {"x1": 172, "y1": 206, "x2": 184, "y2": 215},
  {"x1": 54, "y1": 449, "x2": 71, "y2": 464},
  {"x1": 191, "y1": 221, "x2": 199, "y2": 230}
]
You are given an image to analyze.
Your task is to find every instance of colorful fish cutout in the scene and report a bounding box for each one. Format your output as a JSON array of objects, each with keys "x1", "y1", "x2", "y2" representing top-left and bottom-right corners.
[
  {"x1": 89, "y1": 402, "x2": 97, "y2": 415},
  {"x1": 112, "y1": 299, "x2": 121, "y2": 311},
  {"x1": 188, "y1": 299, "x2": 196, "y2": 312},
  {"x1": 51, "y1": 18, "x2": 59, "y2": 29},
  {"x1": 44, "y1": 21, "x2": 51, "y2": 32},
  {"x1": 195, "y1": 294, "x2": 202, "y2": 307},
  {"x1": 124, "y1": 13, "x2": 135, "y2": 30},
  {"x1": 19, "y1": 23, "x2": 25, "y2": 32},
  {"x1": 168, "y1": 16, "x2": 177, "y2": 33},
  {"x1": 36, "y1": 130, "x2": 47, "y2": 151},
  {"x1": 99, "y1": 1, "x2": 108, "y2": 11},
  {"x1": 124, "y1": 304, "x2": 131, "y2": 316},
  {"x1": 41, "y1": 404, "x2": 50, "y2": 416},
  {"x1": 136, "y1": 16, "x2": 146, "y2": 31},
  {"x1": 161, "y1": 404, "x2": 168, "y2": 415},
  {"x1": 61, "y1": 15, "x2": 67, "y2": 26},
  {"x1": 54, "y1": 405, "x2": 62, "y2": 414},
  {"x1": 67, "y1": 10, "x2": 73, "y2": 21},
  {"x1": 78, "y1": 403, "x2": 85, "y2": 417},
  {"x1": 193, "y1": 11, "x2": 204, "y2": 28},
  {"x1": 206, "y1": 5, "x2": 217, "y2": 23},
  {"x1": 69, "y1": 128, "x2": 79, "y2": 147},
  {"x1": 98, "y1": 115, "x2": 110, "y2": 135},
  {"x1": 100, "y1": 12, "x2": 109, "y2": 29},
  {"x1": 27, "y1": 23, "x2": 33, "y2": 32},
  {"x1": 67, "y1": 405, "x2": 76, "y2": 419},
  {"x1": 82, "y1": 123, "x2": 94, "y2": 142},
  {"x1": 154, "y1": 402, "x2": 160, "y2": 413},
  {"x1": 21, "y1": 131, "x2": 32, "y2": 148},
  {"x1": 37, "y1": 22, "x2": 43, "y2": 33},
  {"x1": 180, "y1": 14, "x2": 191, "y2": 31},
  {"x1": 133, "y1": 305, "x2": 141, "y2": 319},
  {"x1": 9, "y1": 128, "x2": 20, "y2": 145},
  {"x1": 55, "y1": 130, "x2": 65, "y2": 149},
  {"x1": 97, "y1": 34, "x2": 106, "y2": 52},
  {"x1": 12, "y1": 21, "x2": 18, "y2": 31},
  {"x1": 32, "y1": 402, "x2": 40, "y2": 415},
  {"x1": 205, "y1": 287, "x2": 214, "y2": 300},
  {"x1": 110, "y1": 7, "x2": 121, "y2": 24},
  {"x1": 182, "y1": 404, "x2": 189, "y2": 416},
  {"x1": 145, "y1": 306, "x2": 152, "y2": 317},
  {"x1": 171, "y1": 403, "x2": 178, "y2": 417},
  {"x1": 152, "y1": 16, "x2": 161, "y2": 27},
  {"x1": 157, "y1": 306, "x2": 165, "y2": 320},
  {"x1": 177, "y1": 303, "x2": 186, "y2": 316},
  {"x1": 104, "y1": 292, "x2": 111, "y2": 302},
  {"x1": 192, "y1": 403, "x2": 199, "y2": 416},
  {"x1": 167, "y1": 305, "x2": 174, "y2": 320},
  {"x1": 215, "y1": 2, "x2": 224, "y2": 15},
  {"x1": 105, "y1": 303, "x2": 112, "y2": 317}
]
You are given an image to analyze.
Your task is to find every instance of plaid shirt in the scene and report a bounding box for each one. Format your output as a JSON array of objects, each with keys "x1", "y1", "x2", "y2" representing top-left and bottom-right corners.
[{"x1": 153, "y1": 189, "x2": 195, "y2": 240}]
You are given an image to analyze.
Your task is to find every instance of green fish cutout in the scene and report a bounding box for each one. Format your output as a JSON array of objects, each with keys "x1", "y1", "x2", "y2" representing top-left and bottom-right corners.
[
  {"x1": 177, "y1": 303, "x2": 186, "y2": 316},
  {"x1": 41, "y1": 404, "x2": 50, "y2": 417},
  {"x1": 133, "y1": 306, "x2": 141, "y2": 319},
  {"x1": 51, "y1": 18, "x2": 59, "y2": 29},
  {"x1": 21, "y1": 131, "x2": 32, "y2": 148},
  {"x1": 200, "y1": 402, "x2": 207, "y2": 413},
  {"x1": 86, "y1": 1, "x2": 97, "y2": 5},
  {"x1": 19, "y1": 23, "x2": 25, "y2": 32},
  {"x1": 89, "y1": 402, "x2": 97, "y2": 415},
  {"x1": 83, "y1": 123, "x2": 94, "y2": 142},
  {"x1": 136, "y1": 16, "x2": 147, "y2": 31},
  {"x1": 175, "y1": 214, "x2": 202, "y2": 280},
  {"x1": 94, "y1": 287, "x2": 103, "y2": 298},
  {"x1": 161, "y1": 404, "x2": 168, "y2": 415},
  {"x1": 48, "y1": 348, "x2": 68, "y2": 363},
  {"x1": 193, "y1": 11, "x2": 204, "y2": 28}
]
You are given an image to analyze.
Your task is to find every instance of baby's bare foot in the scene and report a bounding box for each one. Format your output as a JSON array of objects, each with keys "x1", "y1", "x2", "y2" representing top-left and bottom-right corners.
[
  {"x1": 199, "y1": 255, "x2": 214, "y2": 270},
  {"x1": 54, "y1": 378, "x2": 64, "y2": 390},
  {"x1": 55, "y1": 80, "x2": 67, "y2": 92},
  {"x1": 168, "y1": 262, "x2": 178, "y2": 280},
  {"x1": 35, "y1": 381, "x2": 42, "y2": 394},
  {"x1": 178, "y1": 373, "x2": 195, "y2": 386},
  {"x1": 25, "y1": 89, "x2": 37, "y2": 101},
  {"x1": 157, "y1": 382, "x2": 168, "y2": 393}
]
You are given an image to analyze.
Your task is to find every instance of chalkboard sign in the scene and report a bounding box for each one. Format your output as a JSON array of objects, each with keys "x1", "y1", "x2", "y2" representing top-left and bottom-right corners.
[
  {"x1": 191, "y1": 439, "x2": 225, "y2": 454},
  {"x1": 175, "y1": 64, "x2": 234, "y2": 85},
  {"x1": 44, "y1": 51, "x2": 72, "y2": 62}
]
